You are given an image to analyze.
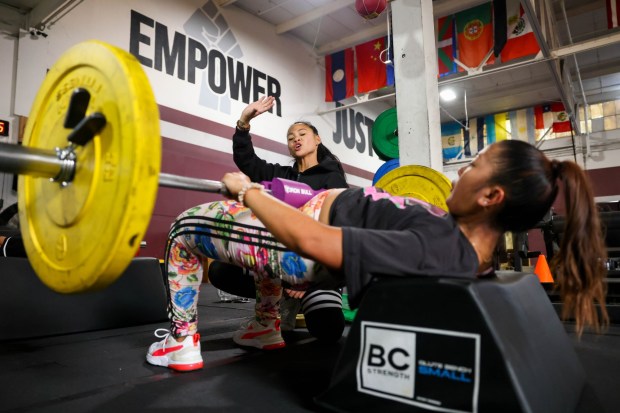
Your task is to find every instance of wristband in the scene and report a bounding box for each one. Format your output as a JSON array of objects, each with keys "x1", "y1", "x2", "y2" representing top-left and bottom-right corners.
[
  {"x1": 238, "y1": 182, "x2": 264, "y2": 206},
  {"x1": 236, "y1": 119, "x2": 250, "y2": 131}
]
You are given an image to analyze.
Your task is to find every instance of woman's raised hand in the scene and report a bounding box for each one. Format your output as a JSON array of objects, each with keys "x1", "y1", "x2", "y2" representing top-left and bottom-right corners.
[{"x1": 240, "y1": 96, "x2": 276, "y2": 123}]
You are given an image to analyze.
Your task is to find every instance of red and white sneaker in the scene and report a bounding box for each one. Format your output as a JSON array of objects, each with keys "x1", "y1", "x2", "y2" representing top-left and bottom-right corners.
[
  {"x1": 146, "y1": 329, "x2": 204, "y2": 372},
  {"x1": 232, "y1": 318, "x2": 286, "y2": 350}
]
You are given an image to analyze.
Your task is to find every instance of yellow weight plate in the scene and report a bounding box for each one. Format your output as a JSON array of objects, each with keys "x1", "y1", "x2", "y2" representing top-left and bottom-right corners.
[
  {"x1": 374, "y1": 165, "x2": 453, "y2": 212},
  {"x1": 18, "y1": 41, "x2": 161, "y2": 293}
]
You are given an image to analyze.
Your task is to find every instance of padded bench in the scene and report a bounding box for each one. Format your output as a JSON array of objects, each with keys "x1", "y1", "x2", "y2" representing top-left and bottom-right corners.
[
  {"x1": 0, "y1": 257, "x2": 168, "y2": 341},
  {"x1": 316, "y1": 272, "x2": 602, "y2": 413}
]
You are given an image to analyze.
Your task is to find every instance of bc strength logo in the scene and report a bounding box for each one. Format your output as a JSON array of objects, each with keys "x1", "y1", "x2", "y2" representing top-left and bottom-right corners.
[
  {"x1": 463, "y1": 19, "x2": 484, "y2": 41},
  {"x1": 356, "y1": 321, "x2": 481, "y2": 413}
]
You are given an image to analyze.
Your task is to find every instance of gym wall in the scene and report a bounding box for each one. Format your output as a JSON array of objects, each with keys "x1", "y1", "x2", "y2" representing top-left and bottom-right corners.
[
  {"x1": 3, "y1": 0, "x2": 620, "y2": 259},
  {"x1": 7, "y1": 0, "x2": 389, "y2": 258}
]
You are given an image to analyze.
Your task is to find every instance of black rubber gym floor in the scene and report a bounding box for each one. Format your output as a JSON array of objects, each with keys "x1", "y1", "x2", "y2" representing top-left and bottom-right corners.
[{"x1": 1, "y1": 283, "x2": 619, "y2": 413}]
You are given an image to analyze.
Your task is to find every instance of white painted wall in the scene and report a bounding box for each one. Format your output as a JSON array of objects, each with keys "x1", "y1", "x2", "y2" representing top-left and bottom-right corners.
[
  {"x1": 0, "y1": 36, "x2": 18, "y2": 209},
  {"x1": 0, "y1": 36, "x2": 16, "y2": 117}
]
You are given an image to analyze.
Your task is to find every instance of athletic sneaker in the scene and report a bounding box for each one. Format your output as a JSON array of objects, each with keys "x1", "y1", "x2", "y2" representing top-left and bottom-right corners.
[
  {"x1": 232, "y1": 318, "x2": 286, "y2": 350},
  {"x1": 146, "y1": 328, "x2": 204, "y2": 372}
]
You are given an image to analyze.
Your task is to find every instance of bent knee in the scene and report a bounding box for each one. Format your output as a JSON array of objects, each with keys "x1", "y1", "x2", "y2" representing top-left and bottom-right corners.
[{"x1": 304, "y1": 308, "x2": 345, "y2": 342}]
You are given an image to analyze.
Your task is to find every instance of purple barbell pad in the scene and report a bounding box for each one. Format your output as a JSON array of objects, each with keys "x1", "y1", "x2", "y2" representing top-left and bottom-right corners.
[{"x1": 261, "y1": 178, "x2": 323, "y2": 208}]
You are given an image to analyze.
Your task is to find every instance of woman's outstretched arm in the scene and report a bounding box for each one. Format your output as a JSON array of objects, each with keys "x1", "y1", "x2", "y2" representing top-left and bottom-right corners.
[{"x1": 222, "y1": 172, "x2": 343, "y2": 270}]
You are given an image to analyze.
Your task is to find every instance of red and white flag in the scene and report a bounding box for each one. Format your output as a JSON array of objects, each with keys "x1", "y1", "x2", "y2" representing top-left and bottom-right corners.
[
  {"x1": 500, "y1": 0, "x2": 540, "y2": 62},
  {"x1": 551, "y1": 102, "x2": 572, "y2": 133}
]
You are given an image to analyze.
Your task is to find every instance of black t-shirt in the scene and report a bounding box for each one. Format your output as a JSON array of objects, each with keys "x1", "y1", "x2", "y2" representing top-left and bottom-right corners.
[{"x1": 329, "y1": 187, "x2": 479, "y2": 307}]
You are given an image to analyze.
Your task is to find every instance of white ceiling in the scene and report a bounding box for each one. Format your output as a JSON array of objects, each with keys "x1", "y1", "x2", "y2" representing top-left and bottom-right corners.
[{"x1": 1, "y1": 0, "x2": 620, "y2": 128}]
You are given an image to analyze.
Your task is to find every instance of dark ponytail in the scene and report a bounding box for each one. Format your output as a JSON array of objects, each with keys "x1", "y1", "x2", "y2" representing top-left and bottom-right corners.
[
  {"x1": 551, "y1": 161, "x2": 608, "y2": 336},
  {"x1": 491, "y1": 140, "x2": 608, "y2": 336},
  {"x1": 317, "y1": 143, "x2": 346, "y2": 177}
]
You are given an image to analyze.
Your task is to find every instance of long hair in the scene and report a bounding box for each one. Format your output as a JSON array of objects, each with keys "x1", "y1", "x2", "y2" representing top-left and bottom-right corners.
[
  {"x1": 490, "y1": 140, "x2": 608, "y2": 336},
  {"x1": 293, "y1": 121, "x2": 346, "y2": 177},
  {"x1": 552, "y1": 161, "x2": 608, "y2": 336}
]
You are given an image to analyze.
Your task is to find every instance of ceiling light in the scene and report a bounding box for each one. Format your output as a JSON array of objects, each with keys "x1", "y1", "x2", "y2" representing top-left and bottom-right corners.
[{"x1": 440, "y1": 89, "x2": 457, "y2": 101}]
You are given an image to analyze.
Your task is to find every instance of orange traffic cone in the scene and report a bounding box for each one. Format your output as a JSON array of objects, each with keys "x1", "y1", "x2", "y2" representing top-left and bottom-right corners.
[{"x1": 534, "y1": 254, "x2": 554, "y2": 283}]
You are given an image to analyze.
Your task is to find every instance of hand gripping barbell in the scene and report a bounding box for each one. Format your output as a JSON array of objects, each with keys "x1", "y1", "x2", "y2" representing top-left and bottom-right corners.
[{"x1": 0, "y1": 40, "x2": 452, "y2": 294}]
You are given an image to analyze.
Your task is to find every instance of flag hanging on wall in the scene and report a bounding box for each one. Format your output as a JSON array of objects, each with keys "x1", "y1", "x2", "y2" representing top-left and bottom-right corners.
[
  {"x1": 325, "y1": 48, "x2": 354, "y2": 102},
  {"x1": 607, "y1": 0, "x2": 620, "y2": 29},
  {"x1": 508, "y1": 108, "x2": 535, "y2": 143},
  {"x1": 551, "y1": 102, "x2": 572, "y2": 133},
  {"x1": 355, "y1": 36, "x2": 395, "y2": 94},
  {"x1": 437, "y1": 15, "x2": 457, "y2": 77},
  {"x1": 485, "y1": 112, "x2": 508, "y2": 143},
  {"x1": 534, "y1": 104, "x2": 553, "y2": 130},
  {"x1": 455, "y1": 2, "x2": 495, "y2": 71},
  {"x1": 500, "y1": 0, "x2": 540, "y2": 62},
  {"x1": 526, "y1": 107, "x2": 536, "y2": 143},
  {"x1": 464, "y1": 116, "x2": 485, "y2": 157},
  {"x1": 441, "y1": 122, "x2": 463, "y2": 160}
]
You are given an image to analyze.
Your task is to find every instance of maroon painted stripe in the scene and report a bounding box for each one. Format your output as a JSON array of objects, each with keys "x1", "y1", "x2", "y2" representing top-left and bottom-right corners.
[
  {"x1": 158, "y1": 104, "x2": 286, "y2": 154},
  {"x1": 158, "y1": 104, "x2": 374, "y2": 180},
  {"x1": 346, "y1": 163, "x2": 375, "y2": 180}
]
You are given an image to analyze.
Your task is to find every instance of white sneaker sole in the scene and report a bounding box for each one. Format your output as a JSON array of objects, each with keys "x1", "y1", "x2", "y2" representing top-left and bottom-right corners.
[
  {"x1": 232, "y1": 335, "x2": 286, "y2": 350},
  {"x1": 146, "y1": 353, "x2": 204, "y2": 372}
]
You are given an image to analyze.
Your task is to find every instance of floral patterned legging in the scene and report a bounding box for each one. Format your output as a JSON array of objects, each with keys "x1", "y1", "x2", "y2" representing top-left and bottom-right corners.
[{"x1": 165, "y1": 192, "x2": 330, "y2": 337}]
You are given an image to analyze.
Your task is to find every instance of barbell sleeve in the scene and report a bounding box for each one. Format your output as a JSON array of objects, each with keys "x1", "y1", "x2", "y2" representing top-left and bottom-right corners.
[
  {"x1": 0, "y1": 142, "x2": 232, "y2": 196},
  {"x1": 0, "y1": 142, "x2": 71, "y2": 179}
]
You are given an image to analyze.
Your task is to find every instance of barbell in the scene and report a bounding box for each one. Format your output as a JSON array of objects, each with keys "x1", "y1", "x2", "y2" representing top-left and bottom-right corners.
[{"x1": 0, "y1": 40, "x2": 451, "y2": 294}]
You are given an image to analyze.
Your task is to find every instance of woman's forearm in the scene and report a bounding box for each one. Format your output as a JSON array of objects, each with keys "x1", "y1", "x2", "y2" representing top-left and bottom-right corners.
[{"x1": 242, "y1": 187, "x2": 343, "y2": 270}]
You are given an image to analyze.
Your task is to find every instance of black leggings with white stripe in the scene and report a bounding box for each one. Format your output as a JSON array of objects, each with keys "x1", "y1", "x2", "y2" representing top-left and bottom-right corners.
[{"x1": 208, "y1": 261, "x2": 344, "y2": 342}]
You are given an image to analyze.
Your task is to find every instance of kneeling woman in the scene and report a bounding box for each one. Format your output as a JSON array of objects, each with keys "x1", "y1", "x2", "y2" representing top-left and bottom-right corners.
[{"x1": 147, "y1": 140, "x2": 608, "y2": 372}]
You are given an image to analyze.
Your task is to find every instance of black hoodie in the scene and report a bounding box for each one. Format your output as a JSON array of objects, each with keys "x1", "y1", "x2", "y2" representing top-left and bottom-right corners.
[{"x1": 232, "y1": 128, "x2": 348, "y2": 190}]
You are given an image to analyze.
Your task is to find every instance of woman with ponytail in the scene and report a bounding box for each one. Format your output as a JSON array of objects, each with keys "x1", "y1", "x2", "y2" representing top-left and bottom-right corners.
[
  {"x1": 148, "y1": 138, "x2": 607, "y2": 372},
  {"x1": 477, "y1": 140, "x2": 608, "y2": 335}
]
